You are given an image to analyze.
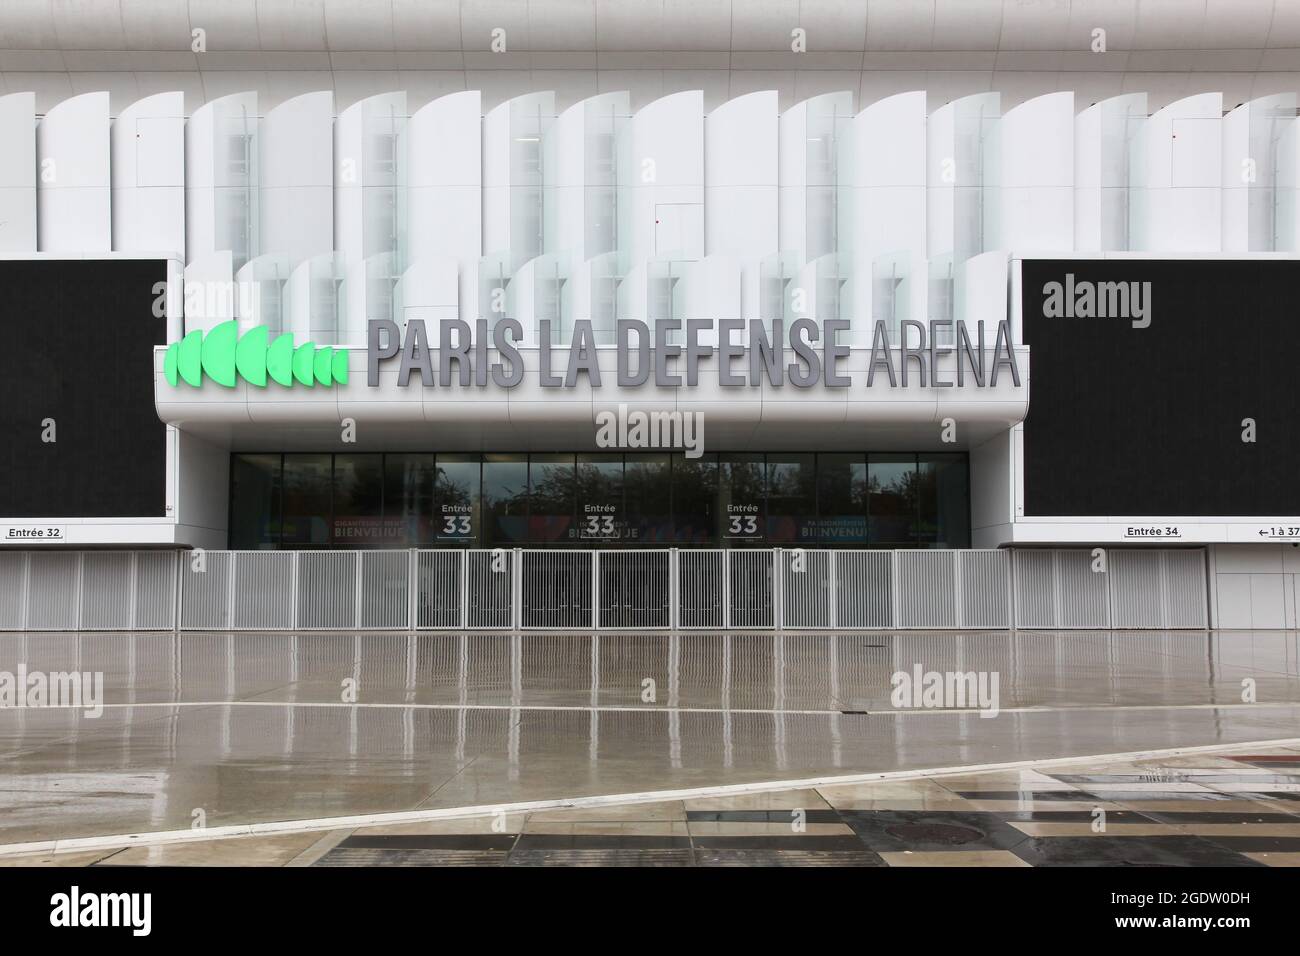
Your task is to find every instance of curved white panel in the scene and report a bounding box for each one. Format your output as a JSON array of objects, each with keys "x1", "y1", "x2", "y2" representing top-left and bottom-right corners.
[
  {"x1": 779, "y1": 91, "x2": 853, "y2": 265},
  {"x1": 184, "y1": 91, "x2": 258, "y2": 266},
  {"x1": 260, "y1": 90, "x2": 334, "y2": 263},
  {"x1": 705, "y1": 90, "x2": 777, "y2": 259},
  {"x1": 406, "y1": 90, "x2": 481, "y2": 320},
  {"x1": 112, "y1": 91, "x2": 184, "y2": 255},
  {"x1": 1074, "y1": 93, "x2": 1147, "y2": 252},
  {"x1": 483, "y1": 91, "x2": 555, "y2": 268},
  {"x1": 0, "y1": 92, "x2": 36, "y2": 252},
  {"x1": 1222, "y1": 93, "x2": 1296, "y2": 252},
  {"x1": 336, "y1": 91, "x2": 406, "y2": 338},
  {"x1": 284, "y1": 253, "x2": 344, "y2": 345},
  {"x1": 927, "y1": 92, "x2": 1000, "y2": 263},
  {"x1": 183, "y1": 250, "x2": 234, "y2": 335},
  {"x1": 37, "y1": 91, "x2": 110, "y2": 252},
  {"x1": 990, "y1": 91, "x2": 1073, "y2": 252},
  {"x1": 509, "y1": 254, "x2": 569, "y2": 347},
  {"x1": 1130, "y1": 92, "x2": 1222, "y2": 252},
  {"x1": 854, "y1": 90, "x2": 927, "y2": 245},
  {"x1": 394, "y1": 255, "x2": 460, "y2": 344},
  {"x1": 623, "y1": 90, "x2": 705, "y2": 266},
  {"x1": 233, "y1": 253, "x2": 295, "y2": 334},
  {"x1": 680, "y1": 255, "x2": 741, "y2": 337},
  {"x1": 1277, "y1": 119, "x2": 1300, "y2": 253},
  {"x1": 545, "y1": 91, "x2": 629, "y2": 266}
]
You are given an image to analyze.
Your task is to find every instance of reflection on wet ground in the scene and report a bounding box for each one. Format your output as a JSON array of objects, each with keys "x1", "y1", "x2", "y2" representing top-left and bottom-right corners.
[
  {"x1": 0, "y1": 629, "x2": 1298, "y2": 848},
  {"x1": 9, "y1": 747, "x2": 1300, "y2": 868}
]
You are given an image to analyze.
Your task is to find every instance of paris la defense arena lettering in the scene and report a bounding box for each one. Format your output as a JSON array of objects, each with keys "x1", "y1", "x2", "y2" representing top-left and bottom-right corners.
[{"x1": 366, "y1": 316, "x2": 1023, "y2": 390}]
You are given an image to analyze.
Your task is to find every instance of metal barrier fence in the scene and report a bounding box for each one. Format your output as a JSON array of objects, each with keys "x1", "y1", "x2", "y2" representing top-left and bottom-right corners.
[
  {"x1": 1010, "y1": 548, "x2": 1208, "y2": 629},
  {"x1": 0, "y1": 547, "x2": 1208, "y2": 632}
]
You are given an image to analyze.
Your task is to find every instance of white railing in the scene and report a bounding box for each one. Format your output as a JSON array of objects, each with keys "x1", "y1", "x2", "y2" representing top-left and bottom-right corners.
[{"x1": 0, "y1": 547, "x2": 1208, "y2": 633}]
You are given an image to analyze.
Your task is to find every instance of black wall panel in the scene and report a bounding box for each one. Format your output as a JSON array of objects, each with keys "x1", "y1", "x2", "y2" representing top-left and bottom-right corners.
[
  {"x1": 0, "y1": 259, "x2": 167, "y2": 517},
  {"x1": 1020, "y1": 259, "x2": 1300, "y2": 517}
]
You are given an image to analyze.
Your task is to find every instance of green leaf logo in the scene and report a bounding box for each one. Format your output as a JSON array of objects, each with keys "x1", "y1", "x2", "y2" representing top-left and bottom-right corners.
[{"x1": 164, "y1": 321, "x2": 349, "y2": 388}]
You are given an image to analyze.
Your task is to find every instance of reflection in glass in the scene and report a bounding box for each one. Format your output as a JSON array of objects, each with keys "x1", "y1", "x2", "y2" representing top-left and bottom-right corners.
[
  {"x1": 435, "y1": 455, "x2": 480, "y2": 546},
  {"x1": 625, "y1": 453, "x2": 671, "y2": 544},
  {"x1": 672, "y1": 454, "x2": 718, "y2": 544},
  {"x1": 281, "y1": 454, "x2": 332, "y2": 548},
  {"x1": 868, "y1": 454, "x2": 917, "y2": 546},
  {"x1": 229, "y1": 450, "x2": 968, "y2": 551},
  {"x1": 483, "y1": 454, "x2": 528, "y2": 546},
  {"x1": 528, "y1": 453, "x2": 576, "y2": 544},
  {"x1": 576, "y1": 453, "x2": 624, "y2": 543},
  {"x1": 918, "y1": 454, "x2": 971, "y2": 548},
  {"x1": 815, "y1": 453, "x2": 867, "y2": 544},
  {"x1": 720, "y1": 453, "x2": 765, "y2": 545},
  {"x1": 384, "y1": 453, "x2": 436, "y2": 546},
  {"x1": 766, "y1": 455, "x2": 816, "y2": 544},
  {"x1": 230, "y1": 453, "x2": 281, "y2": 549},
  {"x1": 332, "y1": 454, "x2": 388, "y2": 547}
]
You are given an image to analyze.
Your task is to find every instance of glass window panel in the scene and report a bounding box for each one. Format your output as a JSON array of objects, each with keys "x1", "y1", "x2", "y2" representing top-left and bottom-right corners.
[
  {"x1": 528, "y1": 453, "x2": 576, "y2": 544},
  {"x1": 868, "y1": 454, "x2": 917, "y2": 546},
  {"x1": 671, "y1": 454, "x2": 718, "y2": 544},
  {"x1": 815, "y1": 453, "x2": 867, "y2": 545},
  {"x1": 332, "y1": 454, "x2": 389, "y2": 547},
  {"x1": 383, "y1": 453, "x2": 436, "y2": 547},
  {"x1": 766, "y1": 454, "x2": 816, "y2": 544},
  {"x1": 435, "y1": 455, "x2": 481, "y2": 546},
  {"x1": 483, "y1": 454, "x2": 528, "y2": 547},
  {"x1": 281, "y1": 454, "x2": 332, "y2": 548},
  {"x1": 918, "y1": 453, "x2": 971, "y2": 549},
  {"x1": 625, "y1": 453, "x2": 672, "y2": 545},
  {"x1": 229, "y1": 453, "x2": 281, "y2": 549},
  {"x1": 576, "y1": 453, "x2": 624, "y2": 543},
  {"x1": 719, "y1": 453, "x2": 766, "y2": 546}
]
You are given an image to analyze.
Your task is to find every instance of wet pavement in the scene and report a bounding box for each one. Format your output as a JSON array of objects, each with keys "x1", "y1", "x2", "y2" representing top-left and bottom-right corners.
[
  {"x1": 8, "y1": 746, "x2": 1300, "y2": 867},
  {"x1": 0, "y1": 630, "x2": 1298, "y2": 850}
]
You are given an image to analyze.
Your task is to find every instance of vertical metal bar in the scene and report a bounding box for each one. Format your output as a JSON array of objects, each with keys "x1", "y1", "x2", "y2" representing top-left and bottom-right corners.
[
  {"x1": 407, "y1": 548, "x2": 417, "y2": 631},
  {"x1": 890, "y1": 549, "x2": 900, "y2": 629},
  {"x1": 291, "y1": 550, "x2": 300, "y2": 631},
  {"x1": 722, "y1": 550, "x2": 731, "y2": 631},
  {"x1": 225, "y1": 551, "x2": 236, "y2": 631},
  {"x1": 828, "y1": 549, "x2": 837, "y2": 630},
  {"x1": 512, "y1": 548, "x2": 522, "y2": 631},
  {"x1": 354, "y1": 552, "x2": 364, "y2": 630},
  {"x1": 17, "y1": 551, "x2": 29, "y2": 631},
  {"x1": 592, "y1": 549, "x2": 600, "y2": 631},
  {"x1": 128, "y1": 551, "x2": 139, "y2": 630},
  {"x1": 669, "y1": 548, "x2": 679, "y2": 631},
  {"x1": 953, "y1": 549, "x2": 963, "y2": 629},
  {"x1": 74, "y1": 551, "x2": 85, "y2": 631},
  {"x1": 460, "y1": 550, "x2": 468, "y2": 631},
  {"x1": 172, "y1": 550, "x2": 182, "y2": 634},
  {"x1": 1008, "y1": 548, "x2": 1018, "y2": 631},
  {"x1": 773, "y1": 548, "x2": 783, "y2": 631}
]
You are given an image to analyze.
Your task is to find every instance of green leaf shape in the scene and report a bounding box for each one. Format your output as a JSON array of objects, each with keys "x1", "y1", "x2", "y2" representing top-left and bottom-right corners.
[
  {"x1": 178, "y1": 329, "x2": 204, "y2": 387},
  {"x1": 164, "y1": 342, "x2": 179, "y2": 387},
  {"x1": 201, "y1": 320, "x2": 239, "y2": 387},
  {"x1": 332, "y1": 349, "x2": 348, "y2": 385},
  {"x1": 235, "y1": 325, "x2": 269, "y2": 387},
  {"x1": 313, "y1": 346, "x2": 334, "y2": 386},
  {"x1": 292, "y1": 342, "x2": 316, "y2": 386},
  {"x1": 266, "y1": 333, "x2": 295, "y2": 387}
]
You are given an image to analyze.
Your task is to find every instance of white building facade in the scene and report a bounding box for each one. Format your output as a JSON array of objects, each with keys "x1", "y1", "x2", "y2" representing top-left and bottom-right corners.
[{"x1": 1, "y1": 5, "x2": 1299, "y2": 631}]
